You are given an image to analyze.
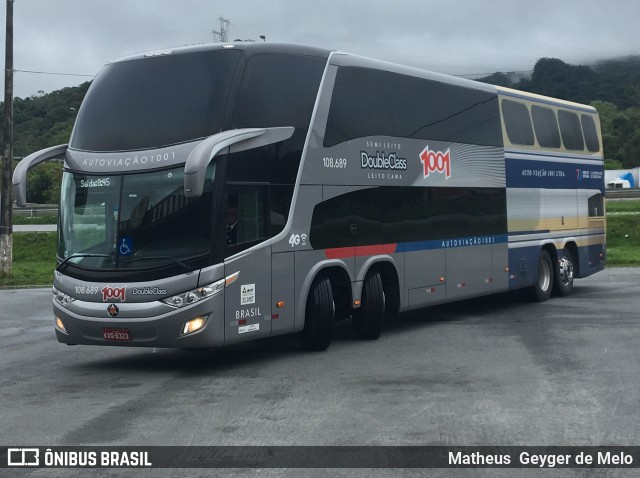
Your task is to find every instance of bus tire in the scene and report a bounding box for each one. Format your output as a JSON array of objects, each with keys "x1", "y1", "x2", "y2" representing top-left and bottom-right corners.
[
  {"x1": 353, "y1": 271, "x2": 385, "y2": 340},
  {"x1": 301, "y1": 275, "x2": 334, "y2": 351},
  {"x1": 532, "y1": 249, "x2": 553, "y2": 302},
  {"x1": 553, "y1": 249, "x2": 575, "y2": 297}
]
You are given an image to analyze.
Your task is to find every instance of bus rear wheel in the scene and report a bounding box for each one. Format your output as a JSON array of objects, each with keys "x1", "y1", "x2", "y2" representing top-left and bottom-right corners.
[
  {"x1": 301, "y1": 275, "x2": 334, "y2": 351},
  {"x1": 532, "y1": 250, "x2": 554, "y2": 302},
  {"x1": 353, "y1": 271, "x2": 385, "y2": 340},
  {"x1": 553, "y1": 250, "x2": 575, "y2": 297}
]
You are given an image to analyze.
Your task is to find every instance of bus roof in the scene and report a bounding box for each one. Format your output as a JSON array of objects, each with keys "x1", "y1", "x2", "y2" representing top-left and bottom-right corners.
[
  {"x1": 110, "y1": 42, "x2": 331, "y2": 65},
  {"x1": 496, "y1": 85, "x2": 597, "y2": 113}
]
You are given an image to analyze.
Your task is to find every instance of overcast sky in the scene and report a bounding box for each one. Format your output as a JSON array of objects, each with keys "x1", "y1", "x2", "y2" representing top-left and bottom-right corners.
[{"x1": 0, "y1": 0, "x2": 639, "y2": 98}]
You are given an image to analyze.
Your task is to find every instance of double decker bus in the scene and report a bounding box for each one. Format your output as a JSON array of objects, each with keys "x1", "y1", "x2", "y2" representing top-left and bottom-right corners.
[{"x1": 13, "y1": 43, "x2": 605, "y2": 351}]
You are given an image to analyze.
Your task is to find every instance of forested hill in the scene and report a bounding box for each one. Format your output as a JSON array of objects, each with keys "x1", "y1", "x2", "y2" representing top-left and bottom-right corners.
[
  {"x1": 478, "y1": 56, "x2": 640, "y2": 168},
  {"x1": 1, "y1": 81, "x2": 90, "y2": 159},
  {"x1": 478, "y1": 56, "x2": 640, "y2": 109}
]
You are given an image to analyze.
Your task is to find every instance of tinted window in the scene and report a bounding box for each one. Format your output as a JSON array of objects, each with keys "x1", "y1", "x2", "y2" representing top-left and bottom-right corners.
[
  {"x1": 531, "y1": 105, "x2": 561, "y2": 148},
  {"x1": 227, "y1": 54, "x2": 326, "y2": 185},
  {"x1": 71, "y1": 50, "x2": 241, "y2": 152},
  {"x1": 581, "y1": 114, "x2": 601, "y2": 152},
  {"x1": 224, "y1": 187, "x2": 268, "y2": 257},
  {"x1": 501, "y1": 99, "x2": 534, "y2": 146},
  {"x1": 402, "y1": 187, "x2": 506, "y2": 241},
  {"x1": 588, "y1": 193, "x2": 603, "y2": 217},
  {"x1": 310, "y1": 187, "x2": 403, "y2": 248},
  {"x1": 310, "y1": 186, "x2": 506, "y2": 249},
  {"x1": 223, "y1": 184, "x2": 294, "y2": 257},
  {"x1": 324, "y1": 67, "x2": 502, "y2": 147},
  {"x1": 558, "y1": 110, "x2": 585, "y2": 151},
  {"x1": 232, "y1": 53, "x2": 325, "y2": 129}
]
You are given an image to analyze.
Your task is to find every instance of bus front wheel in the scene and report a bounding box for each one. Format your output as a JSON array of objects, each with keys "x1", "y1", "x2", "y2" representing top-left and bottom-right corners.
[
  {"x1": 532, "y1": 250, "x2": 554, "y2": 302},
  {"x1": 353, "y1": 271, "x2": 385, "y2": 340},
  {"x1": 301, "y1": 275, "x2": 334, "y2": 351}
]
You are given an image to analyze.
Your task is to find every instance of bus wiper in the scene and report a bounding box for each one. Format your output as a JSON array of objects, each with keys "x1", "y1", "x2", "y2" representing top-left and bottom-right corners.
[
  {"x1": 118, "y1": 256, "x2": 192, "y2": 271},
  {"x1": 56, "y1": 253, "x2": 112, "y2": 272}
]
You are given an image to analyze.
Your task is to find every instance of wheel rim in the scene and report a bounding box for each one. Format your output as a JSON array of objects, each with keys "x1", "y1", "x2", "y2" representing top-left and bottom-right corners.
[
  {"x1": 538, "y1": 258, "x2": 551, "y2": 292},
  {"x1": 558, "y1": 257, "x2": 574, "y2": 286}
]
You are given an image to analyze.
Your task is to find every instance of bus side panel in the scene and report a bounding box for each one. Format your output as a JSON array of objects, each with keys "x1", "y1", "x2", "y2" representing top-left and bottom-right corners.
[
  {"x1": 271, "y1": 251, "x2": 296, "y2": 336},
  {"x1": 224, "y1": 247, "x2": 272, "y2": 345},
  {"x1": 404, "y1": 248, "x2": 446, "y2": 309},
  {"x1": 506, "y1": 187, "x2": 546, "y2": 290},
  {"x1": 446, "y1": 244, "x2": 494, "y2": 300},
  {"x1": 581, "y1": 189, "x2": 606, "y2": 277},
  {"x1": 508, "y1": 245, "x2": 540, "y2": 289},
  {"x1": 492, "y1": 242, "x2": 510, "y2": 293}
]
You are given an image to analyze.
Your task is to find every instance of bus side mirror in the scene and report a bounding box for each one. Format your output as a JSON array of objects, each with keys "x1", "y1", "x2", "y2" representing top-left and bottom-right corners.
[
  {"x1": 183, "y1": 127, "x2": 294, "y2": 197},
  {"x1": 12, "y1": 144, "x2": 69, "y2": 207}
]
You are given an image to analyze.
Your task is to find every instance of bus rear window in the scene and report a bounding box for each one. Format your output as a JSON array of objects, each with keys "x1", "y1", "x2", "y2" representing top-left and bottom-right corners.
[
  {"x1": 581, "y1": 114, "x2": 601, "y2": 153},
  {"x1": 71, "y1": 50, "x2": 241, "y2": 152}
]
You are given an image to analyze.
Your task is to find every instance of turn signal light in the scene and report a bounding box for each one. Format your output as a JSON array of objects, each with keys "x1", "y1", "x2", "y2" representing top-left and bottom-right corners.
[{"x1": 55, "y1": 316, "x2": 67, "y2": 334}]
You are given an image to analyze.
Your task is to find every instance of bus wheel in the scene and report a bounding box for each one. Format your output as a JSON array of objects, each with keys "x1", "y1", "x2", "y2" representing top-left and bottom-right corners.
[
  {"x1": 553, "y1": 250, "x2": 574, "y2": 297},
  {"x1": 532, "y1": 250, "x2": 553, "y2": 302},
  {"x1": 301, "y1": 275, "x2": 334, "y2": 351},
  {"x1": 353, "y1": 271, "x2": 385, "y2": 340}
]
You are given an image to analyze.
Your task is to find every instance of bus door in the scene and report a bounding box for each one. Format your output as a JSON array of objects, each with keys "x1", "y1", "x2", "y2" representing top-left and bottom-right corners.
[{"x1": 223, "y1": 189, "x2": 272, "y2": 344}]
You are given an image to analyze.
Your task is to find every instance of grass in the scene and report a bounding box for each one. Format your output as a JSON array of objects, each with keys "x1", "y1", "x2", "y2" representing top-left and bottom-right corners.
[
  {"x1": 606, "y1": 213, "x2": 640, "y2": 266},
  {"x1": 0, "y1": 232, "x2": 56, "y2": 287},
  {"x1": 606, "y1": 200, "x2": 640, "y2": 213},
  {"x1": 1, "y1": 200, "x2": 639, "y2": 287},
  {"x1": 12, "y1": 214, "x2": 58, "y2": 225}
]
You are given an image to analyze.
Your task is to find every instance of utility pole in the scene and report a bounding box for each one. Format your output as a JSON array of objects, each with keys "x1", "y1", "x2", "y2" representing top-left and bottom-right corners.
[
  {"x1": 0, "y1": 0, "x2": 14, "y2": 275},
  {"x1": 212, "y1": 16, "x2": 230, "y2": 43}
]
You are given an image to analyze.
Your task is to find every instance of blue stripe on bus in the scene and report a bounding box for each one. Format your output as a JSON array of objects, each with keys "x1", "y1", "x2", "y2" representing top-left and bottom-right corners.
[
  {"x1": 397, "y1": 234, "x2": 508, "y2": 253},
  {"x1": 505, "y1": 157, "x2": 604, "y2": 190},
  {"x1": 505, "y1": 149, "x2": 603, "y2": 162}
]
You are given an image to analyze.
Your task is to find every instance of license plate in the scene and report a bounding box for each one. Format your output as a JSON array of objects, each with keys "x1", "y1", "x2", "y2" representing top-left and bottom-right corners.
[{"x1": 102, "y1": 328, "x2": 131, "y2": 341}]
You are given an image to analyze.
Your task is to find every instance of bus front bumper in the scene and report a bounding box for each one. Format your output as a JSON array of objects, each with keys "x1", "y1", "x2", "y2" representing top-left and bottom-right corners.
[{"x1": 52, "y1": 295, "x2": 225, "y2": 349}]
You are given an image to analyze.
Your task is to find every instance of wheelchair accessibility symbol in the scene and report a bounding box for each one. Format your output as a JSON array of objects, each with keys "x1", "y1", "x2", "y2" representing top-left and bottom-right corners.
[{"x1": 119, "y1": 237, "x2": 133, "y2": 256}]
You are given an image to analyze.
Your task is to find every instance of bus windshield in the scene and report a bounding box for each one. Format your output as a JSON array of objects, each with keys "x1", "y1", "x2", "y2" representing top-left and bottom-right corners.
[
  {"x1": 58, "y1": 165, "x2": 216, "y2": 272},
  {"x1": 70, "y1": 49, "x2": 241, "y2": 152}
]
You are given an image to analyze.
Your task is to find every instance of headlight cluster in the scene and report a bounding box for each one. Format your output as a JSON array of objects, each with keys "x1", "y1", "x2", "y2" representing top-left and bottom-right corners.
[
  {"x1": 161, "y1": 271, "x2": 239, "y2": 309},
  {"x1": 53, "y1": 286, "x2": 76, "y2": 307}
]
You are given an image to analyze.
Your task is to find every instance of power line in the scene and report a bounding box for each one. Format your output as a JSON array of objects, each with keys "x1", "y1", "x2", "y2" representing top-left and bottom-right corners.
[
  {"x1": 14, "y1": 69, "x2": 95, "y2": 78},
  {"x1": 11, "y1": 55, "x2": 640, "y2": 82}
]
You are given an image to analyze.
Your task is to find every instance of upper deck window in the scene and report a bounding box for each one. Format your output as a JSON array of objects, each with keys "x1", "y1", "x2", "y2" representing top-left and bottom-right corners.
[
  {"x1": 558, "y1": 110, "x2": 585, "y2": 151},
  {"x1": 501, "y1": 99, "x2": 534, "y2": 146},
  {"x1": 531, "y1": 105, "x2": 561, "y2": 148},
  {"x1": 324, "y1": 67, "x2": 502, "y2": 147},
  {"x1": 581, "y1": 114, "x2": 601, "y2": 153},
  {"x1": 71, "y1": 50, "x2": 241, "y2": 152},
  {"x1": 231, "y1": 53, "x2": 325, "y2": 130}
]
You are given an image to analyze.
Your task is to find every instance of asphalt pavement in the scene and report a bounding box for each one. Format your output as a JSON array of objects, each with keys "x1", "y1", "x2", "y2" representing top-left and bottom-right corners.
[{"x1": 1, "y1": 268, "x2": 639, "y2": 478}]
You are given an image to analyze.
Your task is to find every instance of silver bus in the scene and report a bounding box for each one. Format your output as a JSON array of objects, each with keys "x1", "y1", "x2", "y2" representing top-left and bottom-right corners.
[{"x1": 13, "y1": 43, "x2": 605, "y2": 351}]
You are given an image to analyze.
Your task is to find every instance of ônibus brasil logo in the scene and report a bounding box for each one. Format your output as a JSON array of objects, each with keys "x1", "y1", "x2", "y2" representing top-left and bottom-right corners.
[
  {"x1": 102, "y1": 286, "x2": 126, "y2": 302},
  {"x1": 420, "y1": 146, "x2": 451, "y2": 179}
]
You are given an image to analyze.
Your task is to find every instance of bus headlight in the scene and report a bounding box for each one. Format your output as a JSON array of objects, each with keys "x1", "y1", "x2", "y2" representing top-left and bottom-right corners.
[
  {"x1": 161, "y1": 271, "x2": 239, "y2": 309},
  {"x1": 53, "y1": 286, "x2": 76, "y2": 307}
]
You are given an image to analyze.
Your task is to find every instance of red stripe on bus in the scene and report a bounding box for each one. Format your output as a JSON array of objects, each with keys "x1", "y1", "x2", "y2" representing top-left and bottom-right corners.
[{"x1": 325, "y1": 244, "x2": 397, "y2": 259}]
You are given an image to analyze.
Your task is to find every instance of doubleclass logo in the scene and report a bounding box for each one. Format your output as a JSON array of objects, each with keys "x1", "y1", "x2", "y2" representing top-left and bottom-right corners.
[
  {"x1": 360, "y1": 151, "x2": 407, "y2": 171},
  {"x1": 420, "y1": 146, "x2": 451, "y2": 179}
]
